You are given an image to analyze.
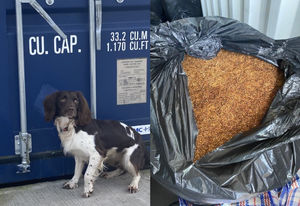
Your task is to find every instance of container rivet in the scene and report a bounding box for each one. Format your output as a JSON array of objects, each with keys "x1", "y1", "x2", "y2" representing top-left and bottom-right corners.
[{"x1": 45, "y1": 0, "x2": 54, "y2": 6}]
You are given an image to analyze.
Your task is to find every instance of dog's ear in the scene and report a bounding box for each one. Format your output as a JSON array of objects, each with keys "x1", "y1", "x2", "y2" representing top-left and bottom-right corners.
[
  {"x1": 76, "y1": 91, "x2": 92, "y2": 126},
  {"x1": 54, "y1": 118, "x2": 60, "y2": 131},
  {"x1": 43, "y1": 92, "x2": 58, "y2": 122},
  {"x1": 54, "y1": 118, "x2": 59, "y2": 126}
]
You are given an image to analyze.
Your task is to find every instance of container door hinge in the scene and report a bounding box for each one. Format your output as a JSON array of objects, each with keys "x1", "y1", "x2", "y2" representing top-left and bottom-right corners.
[{"x1": 15, "y1": 132, "x2": 32, "y2": 173}]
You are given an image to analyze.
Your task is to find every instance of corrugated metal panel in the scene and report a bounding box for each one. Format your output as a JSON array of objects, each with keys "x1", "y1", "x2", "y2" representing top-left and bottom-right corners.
[{"x1": 202, "y1": 0, "x2": 300, "y2": 39}]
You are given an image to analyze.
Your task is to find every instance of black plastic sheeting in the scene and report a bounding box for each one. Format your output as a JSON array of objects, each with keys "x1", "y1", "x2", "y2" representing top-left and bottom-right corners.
[
  {"x1": 151, "y1": 0, "x2": 202, "y2": 25},
  {"x1": 151, "y1": 0, "x2": 165, "y2": 25},
  {"x1": 150, "y1": 17, "x2": 300, "y2": 204}
]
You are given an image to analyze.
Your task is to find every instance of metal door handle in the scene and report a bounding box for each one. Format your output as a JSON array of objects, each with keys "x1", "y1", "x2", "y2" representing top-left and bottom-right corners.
[{"x1": 26, "y1": 0, "x2": 67, "y2": 39}]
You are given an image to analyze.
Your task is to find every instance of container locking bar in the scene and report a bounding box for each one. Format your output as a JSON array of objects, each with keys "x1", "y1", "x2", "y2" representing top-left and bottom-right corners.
[
  {"x1": 95, "y1": 0, "x2": 102, "y2": 51},
  {"x1": 89, "y1": 0, "x2": 102, "y2": 120},
  {"x1": 15, "y1": 0, "x2": 66, "y2": 173}
]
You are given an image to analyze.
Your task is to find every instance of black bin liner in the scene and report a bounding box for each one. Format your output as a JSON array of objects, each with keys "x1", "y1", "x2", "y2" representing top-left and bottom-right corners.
[
  {"x1": 151, "y1": 0, "x2": 165, "y2": 25},
  {"x1": 150, "y1": 17, "x2": 300, "y2": 204},
  {"x1": 151, "y1": 0, "x2": 203, "y2": 25}
]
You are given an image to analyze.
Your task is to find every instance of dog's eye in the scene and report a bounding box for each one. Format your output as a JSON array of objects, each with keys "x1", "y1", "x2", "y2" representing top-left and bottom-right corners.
[{"x1": 74, "y1": 99, "x2": 79, "y2": 104}]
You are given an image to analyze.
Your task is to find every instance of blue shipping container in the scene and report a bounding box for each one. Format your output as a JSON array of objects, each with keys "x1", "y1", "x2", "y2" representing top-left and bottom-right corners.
[{"x1": 0, "y1": 0, "x2": 150, "y2": 185}]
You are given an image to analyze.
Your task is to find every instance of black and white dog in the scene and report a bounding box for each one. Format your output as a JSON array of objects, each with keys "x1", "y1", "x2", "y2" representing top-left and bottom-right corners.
[{"x1": 43, "y1": 91, "x2": 148, "y2": 197}]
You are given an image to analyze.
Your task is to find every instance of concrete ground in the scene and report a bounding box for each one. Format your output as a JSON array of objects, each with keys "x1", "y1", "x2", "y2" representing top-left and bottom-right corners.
[{"x1": 0, "y1": 170, "x2": 150, "y2": 206}]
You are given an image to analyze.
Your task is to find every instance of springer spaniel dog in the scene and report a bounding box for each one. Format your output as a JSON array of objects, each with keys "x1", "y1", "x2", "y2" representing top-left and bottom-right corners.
[{"x1": 43, "y1": 91, "x2": 148, "y2": 197}]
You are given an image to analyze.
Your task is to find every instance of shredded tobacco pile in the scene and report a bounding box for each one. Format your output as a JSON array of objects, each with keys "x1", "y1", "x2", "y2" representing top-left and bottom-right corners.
[{"x1": 182, "y1": 49, "x2": 285, "y2": 161}]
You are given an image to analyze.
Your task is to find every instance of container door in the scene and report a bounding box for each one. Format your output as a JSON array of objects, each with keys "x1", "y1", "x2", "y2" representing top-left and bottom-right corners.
[
  {"x1": 0, "y1": 0, "x2": 149, "y2": 185},
  {"x1": 98, "y1": 0, "x2": 150, "y2": 143}
]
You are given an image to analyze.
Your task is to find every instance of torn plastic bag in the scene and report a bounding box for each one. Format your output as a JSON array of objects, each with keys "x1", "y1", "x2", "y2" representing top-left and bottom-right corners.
[{"x1": 150, "y1": 16, "x2": 300, "y2": 204}]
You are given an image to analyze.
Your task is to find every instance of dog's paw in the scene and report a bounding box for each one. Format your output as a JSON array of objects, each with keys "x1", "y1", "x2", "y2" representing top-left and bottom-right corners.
[
  {"x1": 128, "y1": 184, "x2": 138, "y2": 193},
  {"x1": 82, "y1": 182, "x2": 94, "y2": 198},
  {"x1": 63, "y1": 181, "x2": 78, "y2": 189},
  {"x1": 82, "y1": 187, "x2": 94, "y2": 198},
  {"x1": 82, "y1": 191, "x2": 93, "y2": 198}
]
